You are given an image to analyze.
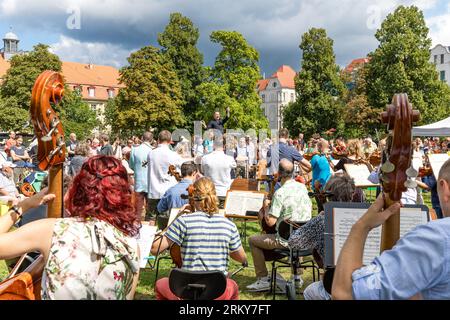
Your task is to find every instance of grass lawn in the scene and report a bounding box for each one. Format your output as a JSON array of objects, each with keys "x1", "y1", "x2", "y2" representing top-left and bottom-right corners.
[{"x1": 0, "y1": 190, "x2": 433, "y2": 300}]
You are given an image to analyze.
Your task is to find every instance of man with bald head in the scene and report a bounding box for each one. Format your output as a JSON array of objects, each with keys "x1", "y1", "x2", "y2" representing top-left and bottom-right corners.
[
  {"x1": 247, "y1": 159, "x2": 312, "y2": 292},
  {"x1": 333, "y1": 159, "x2": 450, "y2": 300}
]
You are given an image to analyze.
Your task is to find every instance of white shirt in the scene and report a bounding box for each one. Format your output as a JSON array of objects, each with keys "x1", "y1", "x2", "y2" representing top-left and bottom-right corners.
[
  {"x1": 201, "y1": 150, "x2": 237, "y2": 197},
  {"x1": 147, "y1": 144, "x2": 184, "y2": 199}
]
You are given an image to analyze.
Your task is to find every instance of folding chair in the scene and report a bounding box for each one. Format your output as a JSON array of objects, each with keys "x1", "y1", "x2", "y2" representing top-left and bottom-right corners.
[{"x1": 168, "y1": 269, "x2": 227, "y2": 300}]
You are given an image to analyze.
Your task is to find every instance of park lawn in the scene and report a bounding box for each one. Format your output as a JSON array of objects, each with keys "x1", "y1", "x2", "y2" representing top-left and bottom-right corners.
[{"x1": 0, "y1": 191, "x2": 433, "y2": 300}]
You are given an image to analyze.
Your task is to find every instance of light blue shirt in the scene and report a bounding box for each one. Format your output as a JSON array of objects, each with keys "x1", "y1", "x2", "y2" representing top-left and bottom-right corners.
[
  {"x1": 352, "y1": 218, "x2": 450, "y2": 300},
  {"x1": 129, "y1": 142, "x2": 152, "y2": 193},
  {"x1": 157, "y1": 178, "x2": 193, "y2": 214}
]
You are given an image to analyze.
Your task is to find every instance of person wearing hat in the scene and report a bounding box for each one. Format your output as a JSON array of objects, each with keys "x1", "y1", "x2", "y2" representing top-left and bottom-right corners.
[{"x1": 0, "y1": 161, "x2": 19, "y2": 199}]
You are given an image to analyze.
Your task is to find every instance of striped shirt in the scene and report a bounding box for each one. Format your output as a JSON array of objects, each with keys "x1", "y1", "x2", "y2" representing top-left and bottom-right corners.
[{"x1": 165, "y1": 211, "x2": 241, "y2": 273}]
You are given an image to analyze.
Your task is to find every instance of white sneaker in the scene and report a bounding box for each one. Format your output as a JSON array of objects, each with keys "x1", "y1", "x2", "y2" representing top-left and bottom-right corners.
[{"x1": 247, "y1": 277, "x2": 271, "y2": 292}]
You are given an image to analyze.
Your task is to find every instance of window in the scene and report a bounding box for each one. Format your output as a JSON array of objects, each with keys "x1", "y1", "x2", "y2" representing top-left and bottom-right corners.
[
  {"x1": 441, "y1": 54, "x2": 445, "y2": 64},
  {"x1": 440, "y1": 70, "x2": 446, "y2": 81},
  {"x1": 88, "y1": 87, "x2": 95, "y2": 97},
  {"x1": 273, "y1": 82, "x2": 277, "y2": 88},
  {"x1": 108, "y1": 89, "x2": 115, "y2": 99},
  {"x1": 73, "y1": 85, "x2": 81, "y2": 93},
  {"x1": 283, "y1": 92, "x2": 286, "y2": 102},
  {"x1": 291, "y1": 93, "x2": 294, "y2": 101},
  {"x1": 434, "y1": 55, "x2": 438, "y2": 64},
  {"x1": 261, "y1": 94, "x2": 265, "y2": 102},
  {"x1": 271, "y1": 93, "x2": 275, "y2": 102}
]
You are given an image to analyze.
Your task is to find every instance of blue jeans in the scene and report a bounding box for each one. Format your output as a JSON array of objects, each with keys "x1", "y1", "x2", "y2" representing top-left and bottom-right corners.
[{"x1": 13, "y1": 161, "x2": 35, "y2": 168}]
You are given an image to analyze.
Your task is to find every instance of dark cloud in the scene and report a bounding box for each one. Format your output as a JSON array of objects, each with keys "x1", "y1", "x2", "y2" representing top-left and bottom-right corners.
[{"x1": 0, "y1": 0, "x2": 443, "y2": 74}]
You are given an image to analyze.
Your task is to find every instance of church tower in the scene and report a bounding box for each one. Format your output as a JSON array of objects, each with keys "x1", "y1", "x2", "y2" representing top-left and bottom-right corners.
[{"x1": 2, "y1": 28, "x2": 19, "y2": 60}]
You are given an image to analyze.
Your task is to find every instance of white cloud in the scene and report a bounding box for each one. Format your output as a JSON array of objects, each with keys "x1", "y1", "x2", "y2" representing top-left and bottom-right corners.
[
  {"x1": 427, "y1": 3, "x2": 450, "y2": 47},
  {"x1": 50, "y1": 35, "x2": 134, "y2": 68}
]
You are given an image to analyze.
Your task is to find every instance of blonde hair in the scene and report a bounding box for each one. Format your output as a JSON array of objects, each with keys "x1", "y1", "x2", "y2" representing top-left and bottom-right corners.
[
  {"x1": 193, "y1": 177, "x2": 219, "y2": 215},
  {"x1": 347, "y1": 139, "x2": 363, "y2": 159}
]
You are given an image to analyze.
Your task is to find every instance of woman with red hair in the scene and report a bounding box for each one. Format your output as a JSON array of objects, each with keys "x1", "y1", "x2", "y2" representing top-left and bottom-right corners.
[{"x1": 0, "y1": 155, "x2": 140, "y2": 300}]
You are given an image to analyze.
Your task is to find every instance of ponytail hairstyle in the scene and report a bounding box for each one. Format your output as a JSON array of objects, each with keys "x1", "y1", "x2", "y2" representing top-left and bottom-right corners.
[
  {"x1": 65, "y1": 155, "x2": 140, "y2": 237},
  {"x1": 192, "y1": 177, "x2": 219, "y2": 215}
]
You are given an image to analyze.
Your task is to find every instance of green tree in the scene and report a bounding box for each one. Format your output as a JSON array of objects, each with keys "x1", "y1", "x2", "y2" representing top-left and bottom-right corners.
[
  {"x1": 197, "y1": 31, "x2": 268, "y2": 131},
  {"x1": 0, "y1": 44, "x2": 62, "y2": 110},
  {"x1": 342, "y1": 66, "x2": 384, "y2": 138},
  {"x1": 0, "y1": 96, "x2": 29, "y2": 132},
  {"x1": 112, "y1": 46, "x2": 185, "y2": 135},
  {"x1": 283, "y1": 28, "x2": 346, "y2": 137},
  {"x1": 366, "y1": 5, "x2": 450, "y2": 125},
  {"x1": 58, "y1": 89, "x2": 99, "y2": 141},
  {"x1": 158, "y1": 13, "x2": 204, "y2": 125}
]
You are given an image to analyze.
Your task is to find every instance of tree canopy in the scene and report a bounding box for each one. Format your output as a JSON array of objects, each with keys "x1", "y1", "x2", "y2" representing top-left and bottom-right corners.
[{"x1": 283, "y1": 28, "x2": 346, "y2": 137}]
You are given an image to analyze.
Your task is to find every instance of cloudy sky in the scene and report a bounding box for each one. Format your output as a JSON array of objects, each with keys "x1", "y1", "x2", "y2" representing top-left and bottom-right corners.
[{"x1": 0, "y1": 0, "x2": 449, "y2": 75}]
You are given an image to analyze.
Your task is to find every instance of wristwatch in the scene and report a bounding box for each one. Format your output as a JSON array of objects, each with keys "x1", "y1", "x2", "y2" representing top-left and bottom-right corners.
[{"x1": 10, "y1": 205, "x2": 23, "y2": 222}]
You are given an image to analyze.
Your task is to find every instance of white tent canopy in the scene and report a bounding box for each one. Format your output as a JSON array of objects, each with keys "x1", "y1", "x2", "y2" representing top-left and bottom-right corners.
[{"x1": 412, "y1": 116, "x2": 450, "y2": 137}]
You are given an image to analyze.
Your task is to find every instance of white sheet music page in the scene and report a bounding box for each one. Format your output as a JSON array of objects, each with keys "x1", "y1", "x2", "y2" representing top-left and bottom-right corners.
[
  {"x1": 399, "y1": 208, "x2": 428, "y2": 238},
  {"x1": 333, "y1": 207, "x2": 381, "y2": 265},
  {"x1": 136, "y1": 223, "x2": 157, "y2": 268},
  {"x1": 225, "y1": 191, "x2": 265, "y2": 215}
]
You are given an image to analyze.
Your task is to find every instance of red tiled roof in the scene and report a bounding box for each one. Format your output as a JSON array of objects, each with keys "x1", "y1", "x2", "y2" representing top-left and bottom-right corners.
[
  {"x1": 270, "y1": 65, "x2": 296, "y2": 89},
  {"x1": 344, "y1": 58, "x2": 370, "y2": 73},
  {"x1": 0, "y1": 57, "x2": 122, "y2": 102},
  {"x1": 257, "y1": 79, "x2": 269, "y2": 91},
  {"x1": 257, "y1": 65, "x2": 296, "y2": 92},
  {"x1": 0, "y1": 56, "x2": 10, "y2": 79}
]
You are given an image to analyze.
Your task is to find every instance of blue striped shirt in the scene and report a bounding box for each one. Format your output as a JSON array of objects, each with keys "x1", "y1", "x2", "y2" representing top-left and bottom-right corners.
[{"x1": 165, "y1": 212, "x2": 241, "y2": 272}]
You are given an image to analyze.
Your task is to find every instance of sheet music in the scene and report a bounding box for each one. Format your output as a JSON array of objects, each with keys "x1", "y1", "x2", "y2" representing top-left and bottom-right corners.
[
  {"x1": 428, "y1": 153, "x2": 450, "y2": 178},
  {"x1": 333, "y1": 207, "x2": 381, "y2": 265},
  {"x1": 168, "y1": 208, "x2": 181, "y2": 227},
  {"x1": 400, "y1": 208, "x2": 428, "y2": 238},
  {"x1": 225, "y1": 191, "x2": 265, "y2": 215},
  {"x1": 344, "y1": 163, "x2": 378, "y2": 187},
  {"x1": 136, "y1": 223, "x2": 157, "y2": 268},
  {"x1": 332, "y1": 207, "x2": 429, "y2": 266}
]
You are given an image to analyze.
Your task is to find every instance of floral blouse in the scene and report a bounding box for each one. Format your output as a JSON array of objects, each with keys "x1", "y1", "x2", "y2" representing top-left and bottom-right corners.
[{"x1": 41, "y1": 217, "x2": 139, "y2": 300}]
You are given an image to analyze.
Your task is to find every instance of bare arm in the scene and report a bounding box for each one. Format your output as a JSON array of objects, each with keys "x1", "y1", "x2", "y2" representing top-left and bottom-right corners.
[
  {"x1": 332, "y1": 196, "x2": 400, "y2": 300},
  {"x1": 229, "y1": 246, "x2": 247, "y2": 264},
  {"x1": 150, "y1": 234, "x2": 173, "y2": 256}
]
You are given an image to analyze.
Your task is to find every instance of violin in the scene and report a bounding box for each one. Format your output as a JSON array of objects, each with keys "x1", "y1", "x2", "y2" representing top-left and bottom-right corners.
[
  {"x1": 379, "y1": 93, "x2": 420, "y2": 251},
  {"x1": 168, "y1": 164, "x2": 182, "y2": 182},
  {"x1": 0, "y1": 71, "x2": 66, "y2": 300}
]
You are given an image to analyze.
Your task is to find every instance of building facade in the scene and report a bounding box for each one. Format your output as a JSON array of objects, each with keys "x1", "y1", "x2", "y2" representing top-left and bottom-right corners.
[
  {"x1": 0, "y1": 30, "x2": 122, "y2": 132},
  {"x1": 257, "y1": 65, "x2": 296, "y2": 131},
  {"x1": 430, "y1": 44, "x2": 450, "y2": 86}
]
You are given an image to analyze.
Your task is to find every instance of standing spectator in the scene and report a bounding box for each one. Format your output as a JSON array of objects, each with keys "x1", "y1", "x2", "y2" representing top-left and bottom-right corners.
[
  {"x1": 122, "y1": 139, "x2": 134, "y2": 159},
  {"x1": 129, "y1": 132, "x2": 153, "y2": 221},
  {"x1": 89, "y1": 138, "x2": 100, "y2": 157},
  {"x1": 201, "y1": 138, "x2": 237, "y2": 207},
  {"x1": 147, "y1": 130, "x2": 184, "y2": 225},
  {"x1": 112, "y1": 137, "x2": 123, "y2": 159},
  {"x1": 297, "y1": 133, "x2": 306, "y2": 153},
  {"x1": 68, "y1": 143, "x2": 90, "y2": 177},
  {"x1": 203, "y1": 130, "x2": 215, "y2": 154},
  {"x1": 10, "y1": 136, "x2": 33, "y2": 168},
  {"x1": 66, "y1": 133, "x2": 78, "y2": 160},
  {"x1": 99, "y1": 134, "x2": 114, "y2": 156}
]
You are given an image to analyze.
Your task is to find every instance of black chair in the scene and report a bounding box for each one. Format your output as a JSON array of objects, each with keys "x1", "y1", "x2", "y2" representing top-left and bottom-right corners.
[
  {"x1": 266, "y1": 220, "x2": 320, "y2": 300},
  {"x1": 168, "y1": 269, "x2": 227, "y2": 300}
]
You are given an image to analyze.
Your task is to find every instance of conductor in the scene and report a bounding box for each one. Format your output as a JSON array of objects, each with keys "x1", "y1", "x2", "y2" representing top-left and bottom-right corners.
[{"x1": 207, "y1": 107, "x2": 230, "y2": 134}]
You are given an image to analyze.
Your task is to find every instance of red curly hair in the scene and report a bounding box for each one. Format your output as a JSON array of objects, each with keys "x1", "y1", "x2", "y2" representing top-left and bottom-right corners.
[{"x1": 65, "y1": 155, "x2": 140, "y2": 237}]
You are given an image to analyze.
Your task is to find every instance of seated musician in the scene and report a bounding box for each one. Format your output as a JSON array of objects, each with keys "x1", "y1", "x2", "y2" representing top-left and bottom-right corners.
[
  {"x1": 157, "y1": 162, "x2": 198, "y2": 215},
  {"x1": 288, "y1": 174, "x2": 363, "y2": 300},
  {"x1": 247, "y1": 159, "x2": 312, "y2": 292},
  {"x1": 333, "y1": 159, "x2": 450, "y2": 300},
  {"x1": 330, "y1": 139, "x2": 365, "y2": 173},
  {"x1": 151, "y1": 177, "x2": 247, "y2": 300},
  {"x1": 0, "y1": 155, "x2": 140, "y2": 300}
]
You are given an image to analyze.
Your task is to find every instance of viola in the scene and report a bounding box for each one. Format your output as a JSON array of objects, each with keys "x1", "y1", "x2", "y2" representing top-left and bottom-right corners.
[
  {"x1": 379, "y1": 93, "x2": 420, "y2": 251},
  {"x1": 168, "y1": 165, "x2": 182, "y2": 182}
]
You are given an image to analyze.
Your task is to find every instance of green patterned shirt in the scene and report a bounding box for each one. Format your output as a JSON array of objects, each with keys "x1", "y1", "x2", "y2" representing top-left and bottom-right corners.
[{"x1": 269, "y1": 180, "x2": 312, "y2": 245}]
